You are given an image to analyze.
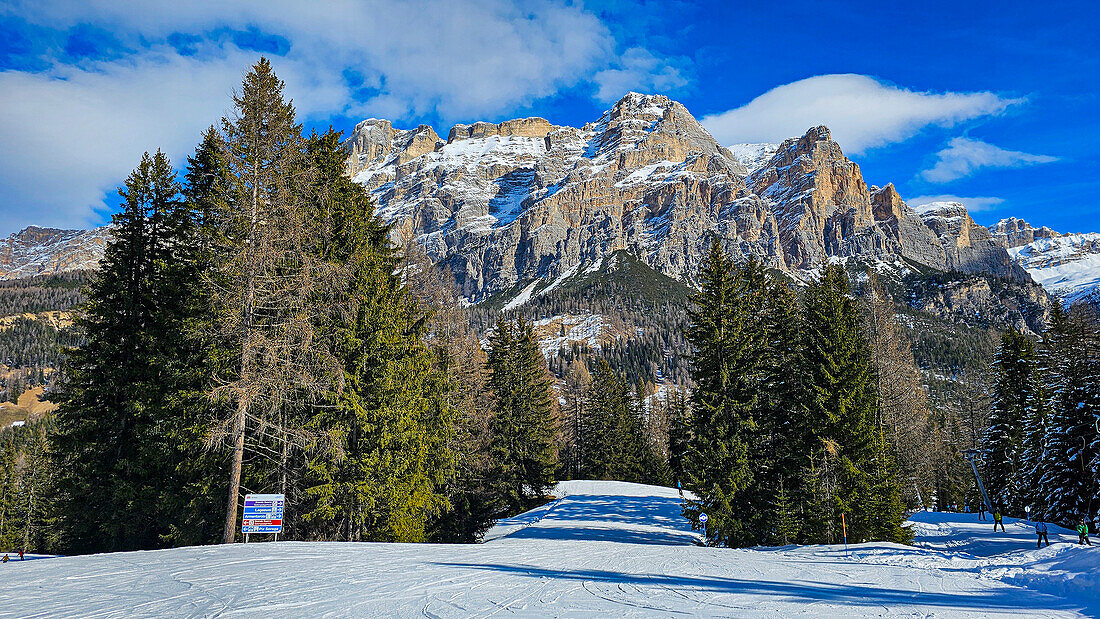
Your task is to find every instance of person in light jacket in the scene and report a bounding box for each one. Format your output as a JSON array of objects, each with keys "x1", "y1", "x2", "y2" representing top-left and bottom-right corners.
[{"x1": 1035, "y1": 518, "x2": 1049, "y2": 548}]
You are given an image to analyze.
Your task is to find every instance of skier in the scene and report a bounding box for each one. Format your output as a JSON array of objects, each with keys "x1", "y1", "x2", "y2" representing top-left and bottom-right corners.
[
  {"x1": 1078, "y1": 519, "x2": 1092, "y2": 546},
  {"x1": 978, "y1": 503, "x2": 987, "y2": 521},
  {"x1": 1035, "y1": 518, "x2": 1049, "y2": 548},
  {"x1": 993, "y1": 508, "x2": 1005, "y2": 532},
  {"x1": 18, "y1": 549, "x2": 23, "y2": 561},
  {"x1": 676, "y1": 481, "x2": 683, "y2": 498}
]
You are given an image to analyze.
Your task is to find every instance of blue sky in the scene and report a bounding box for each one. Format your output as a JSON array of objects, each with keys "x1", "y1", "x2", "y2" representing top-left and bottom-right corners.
[{"x1": 0, "y1": 0, "x2": 1096, "y2": 236}]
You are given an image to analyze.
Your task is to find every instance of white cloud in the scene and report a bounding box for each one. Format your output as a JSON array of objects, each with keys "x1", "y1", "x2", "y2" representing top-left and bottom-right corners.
[
  {"x1": 592, "y1": 47, "x2": 689, "y2": 103},
  {"x1": 700, "y1": 74, "x2": 1021, "y2": 154},
  {"x1": 908, "y1": 194, "x2": 1006, "y2": 213},
  {"x1": 5, "y1": 0, "x2": 625, "y2": 120},
  {"x1": 919, "y1": 137, "x2": 1058, "y2": 183},
  {"x1": 0, "y1": 47, "x2": 351, "y2": 233},
  {"x1": 0, "y1": 0, "x2": 688, "y2": 234}
]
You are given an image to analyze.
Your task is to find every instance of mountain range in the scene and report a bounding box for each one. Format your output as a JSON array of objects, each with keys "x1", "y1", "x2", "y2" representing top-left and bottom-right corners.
[{"x1": 4, "y1": 92, "x2": 1095, "y2": 310}]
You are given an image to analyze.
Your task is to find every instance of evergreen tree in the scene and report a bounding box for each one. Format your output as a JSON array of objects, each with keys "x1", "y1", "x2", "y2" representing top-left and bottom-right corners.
[
  {"x1": 578, "y1": 359, "x2": 656, "y2": 482},
  {"x1": 299, "y1": 129, "x2": 456, "y2": 542},
  {"x1": 1019, "y1": 381, "x2": 1052, "y2": 515},
  {"x1": 982, "y1": 329, "x2": 1037, "y2": 513},
  {"x1": 759, "y1": 275, "x2": 811, "y2": 540},
  {"x1": 485, "y1": 317, "x2": 558, "y2": 515},
  {"x1": 772, "y1": 479, "x2": 799, "y2": 546},
  {"x1": 51, "y1": 151, "x2": 192, "y2": 553},
  {"x1": 682, "y1": 241, "x2": 769, "y2": 546},
  {"x1": 667, "y1": 388, "x2": 691, "y2": 488},
  {"x1": 160, "y1": 127, "x2": 237, "y2": 547},
  {"x1": 801, "y1": 264, "x2": 905, "y2": 543},
  {"x1": 1041, "y1": 303, "x2": 1100, "y2": 525}
]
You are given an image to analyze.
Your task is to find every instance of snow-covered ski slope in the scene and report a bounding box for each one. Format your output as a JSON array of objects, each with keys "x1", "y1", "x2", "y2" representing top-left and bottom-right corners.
[{"x1": 2, "y1": 480, "x2": 1097, "y2": 617}]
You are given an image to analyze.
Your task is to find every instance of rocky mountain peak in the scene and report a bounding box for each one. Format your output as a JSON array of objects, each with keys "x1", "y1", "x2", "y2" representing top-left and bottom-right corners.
[
  {"x1": 346, "y1": 120, "x2": 444, "y2": 176},
  {"x1": 988, "y1": 217, "x2": 1061, "y2": 247},
  {"x1": 870, "y1": 184, "x2": 905, "y2": 221},
  {"x1": 585, "y1": 92, "x2": 733, "y2": 169}
]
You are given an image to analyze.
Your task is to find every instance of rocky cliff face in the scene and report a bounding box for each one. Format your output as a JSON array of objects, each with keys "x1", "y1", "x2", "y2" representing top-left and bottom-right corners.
[
  {"x1": 914, "y1": 203, "x2": 1030, "y2": 281},
  {"x1": 347, "y1": 92, "x2": 1034, "y2": 302},
  {"x1": 0, "y1": 226, "x2": 109, "y2": 280}
]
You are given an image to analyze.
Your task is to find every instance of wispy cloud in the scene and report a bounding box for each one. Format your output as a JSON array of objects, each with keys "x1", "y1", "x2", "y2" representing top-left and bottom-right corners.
[
  {"x1": 908, "y1": 194, "x2": 1005, "y2": 213},
  {"x1": 592, "y1": 47, "x2": 690, "y2": 103},
  {"x1": 0, "y1": 0, "x2": 687, "y2": 233},
  {"x1": 701, "y1": 74, "x2": 1021, "y2": 154},
  {"x1": 919, "y1": 137, "x2": 1058, "y2": 183}
]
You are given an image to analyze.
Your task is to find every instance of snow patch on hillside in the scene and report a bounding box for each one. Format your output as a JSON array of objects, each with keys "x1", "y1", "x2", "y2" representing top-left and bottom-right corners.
[
  {"x1": 531, "y1": 313, "x2": 606, "y2": 358},
  {"x1": 727, "y1": 142, "x2": 779, "y2": 173}
]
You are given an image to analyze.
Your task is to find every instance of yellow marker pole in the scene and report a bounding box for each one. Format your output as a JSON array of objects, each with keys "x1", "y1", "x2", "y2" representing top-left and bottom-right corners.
[{"x1": 841, "y1": 512, "x2": 848, "y2": 557}]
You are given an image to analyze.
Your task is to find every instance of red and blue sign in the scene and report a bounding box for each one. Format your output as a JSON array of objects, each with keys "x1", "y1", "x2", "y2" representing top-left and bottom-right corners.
[{"x1": 242, "y1": 494, "x2": 285, "y2": 534}]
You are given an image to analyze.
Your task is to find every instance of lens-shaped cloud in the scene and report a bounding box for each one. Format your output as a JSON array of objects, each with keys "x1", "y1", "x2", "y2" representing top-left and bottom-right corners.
[{"x1": 701, "y1": 74, "x2": 1022, "y2": 154}]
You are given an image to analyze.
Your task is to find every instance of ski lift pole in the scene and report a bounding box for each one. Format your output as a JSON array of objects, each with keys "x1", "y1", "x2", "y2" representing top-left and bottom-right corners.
[{"x1": 964, "y1": 450, "x2": 993, "y2": 513}]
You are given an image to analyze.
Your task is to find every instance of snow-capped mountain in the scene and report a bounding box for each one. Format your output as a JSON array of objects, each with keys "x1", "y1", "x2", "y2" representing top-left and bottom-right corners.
[
  {"x1": 4, "y1": 93, "x2": 1095, "y2": 312},
  {"x1": 0, "y1": 225, "x2": 110, "y2": 280},
  {"x1": 347, "y1": 92, "x2": 1031, "y2": 302},
  {"x1": 989, "y1": 218, "x2": 1100, "y2": 304}
]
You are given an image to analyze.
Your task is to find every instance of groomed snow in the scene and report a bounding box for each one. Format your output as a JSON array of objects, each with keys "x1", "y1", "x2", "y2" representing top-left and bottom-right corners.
[{"x1": 2, "y1": 481, "x2": 1096, "y2": 617}]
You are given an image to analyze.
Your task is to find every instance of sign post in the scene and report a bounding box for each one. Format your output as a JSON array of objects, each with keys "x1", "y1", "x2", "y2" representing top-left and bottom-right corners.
[
  {"x1": 699, "y1": 512, "x2": 708, "y2": 545},
  {"x1": 242, "y1": 494, "x2": 285, "y2": 541}
]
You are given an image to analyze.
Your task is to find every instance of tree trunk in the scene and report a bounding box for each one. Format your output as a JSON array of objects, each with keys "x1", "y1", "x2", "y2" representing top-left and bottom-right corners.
[{"x1": 222, "y1": 401, "x2": 247, "y2": 543}]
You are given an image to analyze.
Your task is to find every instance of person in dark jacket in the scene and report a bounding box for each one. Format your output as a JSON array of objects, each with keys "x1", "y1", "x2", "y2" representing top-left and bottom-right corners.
[{"x1": 1035, "y1": 518, "x2": 1049, "y2": 548}]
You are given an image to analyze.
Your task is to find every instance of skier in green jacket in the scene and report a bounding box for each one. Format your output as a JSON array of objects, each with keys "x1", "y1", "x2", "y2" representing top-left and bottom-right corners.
[
  {"x1": 1078, "y1": 519, "x2": 1092, "y2": 546},
  {"x1": 993, "y1": 508, "x2": 1005, "y2": 532}
]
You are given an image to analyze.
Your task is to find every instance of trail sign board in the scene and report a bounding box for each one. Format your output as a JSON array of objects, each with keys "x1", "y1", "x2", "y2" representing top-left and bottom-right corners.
[
  {"x1": 242, "y1": 494, "x2": 285, "y2": 534},
  {"x1": 699, "y1": 513, "x2": 707, "y2": 524}
]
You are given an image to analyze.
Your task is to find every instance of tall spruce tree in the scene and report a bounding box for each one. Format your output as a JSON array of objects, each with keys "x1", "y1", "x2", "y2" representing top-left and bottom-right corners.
[
  {"x1": 983, "y1": 329, "x2": 1037, "y2": 513},
  {"x1": 683, "y1": 241, "x2": 769, "y2": 546},
  {"x1": 801, "y1": 264, "x2": 905, "y2": 543},
  {"x1": 485, "y1": 317, "x2": 558, "y2": 515},
  {"x1": 159, "y1": 126, "x2": 238, "y2": 547},
  {"x1": 51, "y1": 151, "x2": 192, "y2": 553}
]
